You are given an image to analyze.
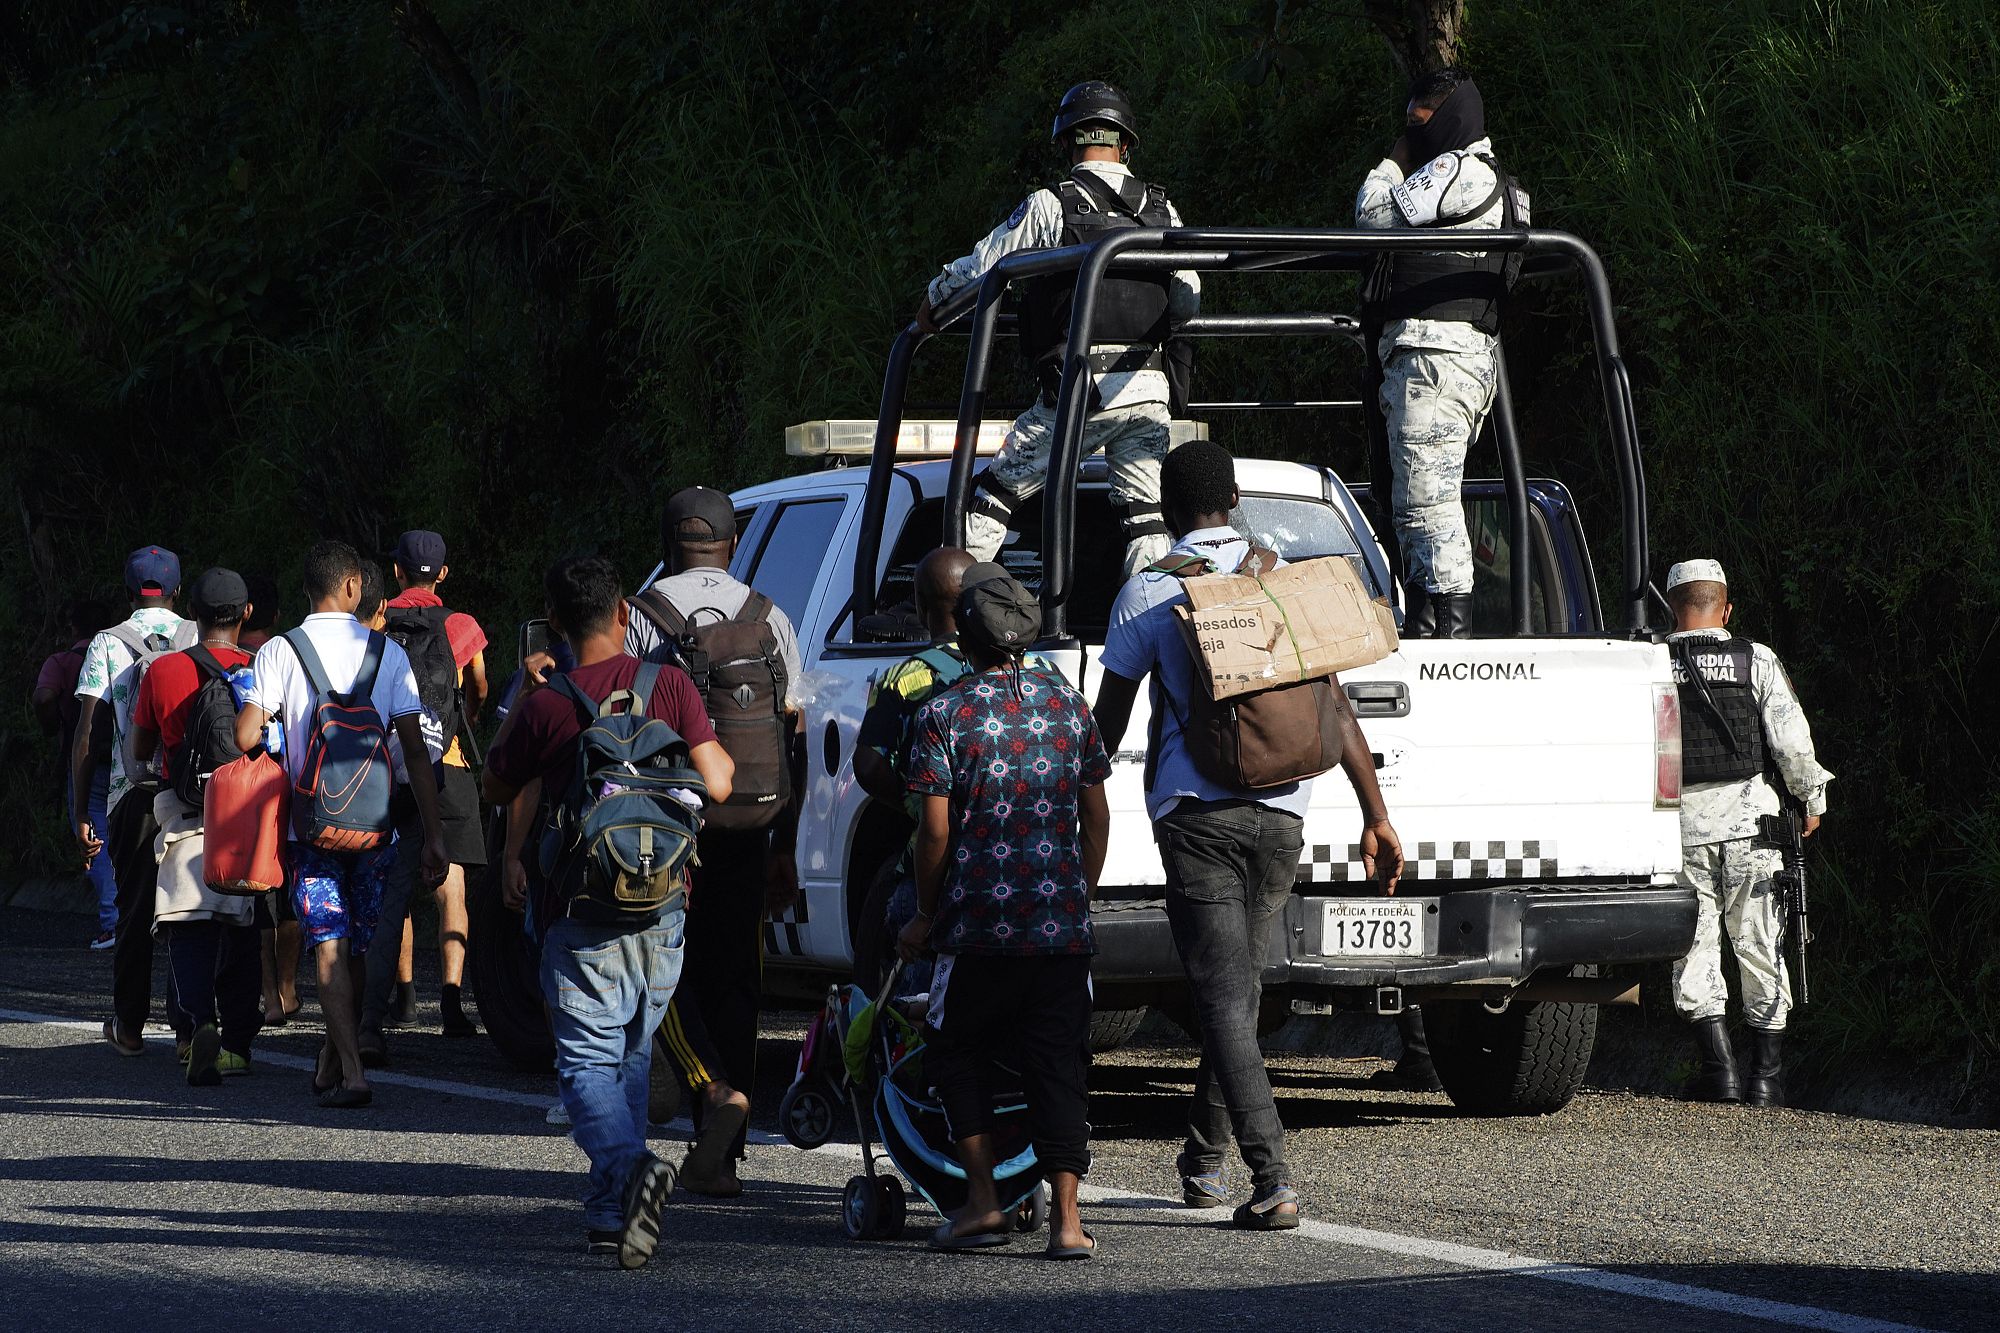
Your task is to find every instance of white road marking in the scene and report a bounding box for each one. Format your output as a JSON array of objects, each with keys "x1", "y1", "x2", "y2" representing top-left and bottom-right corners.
[{"x1": 0, "y1": 1008, "x2": 1934, "y2": 1332}]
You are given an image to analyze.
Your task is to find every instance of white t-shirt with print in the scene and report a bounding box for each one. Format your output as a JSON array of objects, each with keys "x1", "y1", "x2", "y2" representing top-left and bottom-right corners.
[
  {"x1": 247, "y1": 614, "x2": 427, "y2": 813},
  {"x1": 76, "y1": 607, "x2": 192, "y2": 813}
]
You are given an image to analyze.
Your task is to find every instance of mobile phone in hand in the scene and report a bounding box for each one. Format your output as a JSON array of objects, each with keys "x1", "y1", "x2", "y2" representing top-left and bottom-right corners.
[{"x1": 519, "y1": 618, "x2": 551, "y2": 667}]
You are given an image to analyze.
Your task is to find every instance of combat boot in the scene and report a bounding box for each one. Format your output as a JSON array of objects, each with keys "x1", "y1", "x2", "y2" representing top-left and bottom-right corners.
[
  {"x1": 1689, "y1": 1016, "x2": 1742, "y2": 1103},
  {"x1": 1401, "y1": 583, "x2": 1436, "y2": 637},
  {"x1": 1744, "y1": 1028, "x2": 1785, "y2": 1107},
  {"x1": 1434, "y1": 592, "x2": 1475, "y2": 640},
  {"x1": 1386, "y1": 1004, "x2": 1444, "y2": 1092}
]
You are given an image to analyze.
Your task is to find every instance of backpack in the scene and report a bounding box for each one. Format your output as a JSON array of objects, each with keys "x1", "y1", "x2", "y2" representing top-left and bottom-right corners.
[
  {"x1": 538, "y1": 661, "x2": 707, "y2": 922},
  {"x1": 169, "y1": 645, "x2": 251, "y2": 807},
  {"x1": 95, "y1": 620, "x2": 199, "y2": 769},
  {"x1": 630, "y1": 587, "x2": 791, "y2": 831},
  {"x1": 1151, "y1": 546, "x2": 1343, "y2": 791},
  {"x1": 283, "y1": 628, "x2": 395, "y2": 852},
  {"x1": 383, "y1": 603, "x2": 463, "y2": 757}
]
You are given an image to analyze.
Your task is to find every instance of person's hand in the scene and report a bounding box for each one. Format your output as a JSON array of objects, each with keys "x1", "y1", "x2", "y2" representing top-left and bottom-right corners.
[
  {"x1": 75, "y1": 820, "x2": 102, "y2": 870},
  {"x1": 765, "y1": 849, "x2": 800, "y2": 918},
  {"x1": 896, "y1": 912, "x2": 933, "y2": 964},
  {"x1": 421, "y1": 835, "x2": 449, "y2": 890},
  {"x1": 913, "y1": 298, "x2": 940, "y2": 336},
  {"x1": 1360, "y1": 818, "x2": 1404, "y2": 896},
  {"x1": 502, "y1": 858, "x2": 528, "y2": 912},
  {"x1": 1388, "y1": 133, "x2": 1417, "y2": 174},
  {"x1": 521, "y1": 651, "x2": 556, "y2": 692},
  {"x1": 1802, "y1": 813, "x2": 1821, "y2": 839}
]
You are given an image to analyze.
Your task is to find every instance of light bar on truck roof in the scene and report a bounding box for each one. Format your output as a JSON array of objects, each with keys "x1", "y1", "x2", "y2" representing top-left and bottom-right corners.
[{"x1": 785, "y1": 418, "x2": 1210, "y2": 459}]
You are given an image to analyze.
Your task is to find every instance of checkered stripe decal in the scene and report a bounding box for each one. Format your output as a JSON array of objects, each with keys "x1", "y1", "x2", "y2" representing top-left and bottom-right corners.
[
  {"x1": 763, "y1": 884, "x2": 810, "y2": 956},
  {"x1": 1303, "y1": 840, "x2": 1558, "y2": 883}
]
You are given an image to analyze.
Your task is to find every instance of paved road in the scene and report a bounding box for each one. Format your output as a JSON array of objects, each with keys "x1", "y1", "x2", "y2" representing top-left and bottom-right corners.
[{"x1": 2, "y1": 907, "x2": 1994, "y2": 1330}]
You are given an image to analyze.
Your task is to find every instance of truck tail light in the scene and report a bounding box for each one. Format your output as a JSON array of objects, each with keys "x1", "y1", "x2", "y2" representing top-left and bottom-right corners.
[{"x1": 1653, "y1": 683, "x2": 1682, "y2": 809}]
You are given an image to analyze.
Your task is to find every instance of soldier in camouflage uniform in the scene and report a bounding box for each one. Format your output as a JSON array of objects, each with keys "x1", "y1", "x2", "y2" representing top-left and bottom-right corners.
[
  {"x1": 1356, "y1": 69, "x2": 1528, "y2": 639},
  {"x1": 1666, "y1": 560, "x2": 1831, "y2": 1108},
  {"x1": 917, "y1": 82, "x2": 1199, "y2": 578}
]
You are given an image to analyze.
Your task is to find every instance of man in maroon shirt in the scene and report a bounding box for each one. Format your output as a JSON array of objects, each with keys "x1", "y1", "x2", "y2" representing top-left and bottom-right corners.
[{"x1": 484, "y1": 556, "x2": 732, "y2": 1269}]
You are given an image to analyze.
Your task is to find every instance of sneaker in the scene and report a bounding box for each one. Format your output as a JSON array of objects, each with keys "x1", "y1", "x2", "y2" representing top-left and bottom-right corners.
[
  {"x1": 546, "y1": 1099, "x2": 571, "y2": 1127},
  {"x1": 1232, "y1": 1183, "x2": 1302, "y2": 1231},
  {"x1": 1180, "y1": 1167, "x2": 1229, "y2": 1209},
  {"x1": 216, "y1": 1050, "x2": 251, "y2": 1077},
  {"x1": 618, "y1": 1154, "x2": 674, "y2": 1270},
  {"x1": 585, "y1": 1229, "x2": 621, "y2": 1256},
  {"x1": 89, "y1": 931, "x2": 117, "y2": 951},
  {"x1": 186, "y1": 1024, "x2": 222, "y2": 1088}
]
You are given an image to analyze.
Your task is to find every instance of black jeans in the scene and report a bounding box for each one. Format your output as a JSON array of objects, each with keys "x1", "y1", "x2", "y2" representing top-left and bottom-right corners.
[
  {"x1": 108, "y1": 783, "x2": 187, "y2": 1036},
  {"x1": 164, "y1": 920, "x2": 264, "y2": 1057},
  {"x1": 655, "y1": 825, "x2": 770, "y2": 1158},
  {"x1": 360, "y1": 803, "x2": 423, "y2": 1032},
  {"x1": 1155, "y1": 798, "x2": 1303, "y2": 1191},
  {"x1": 926, "y1": 951, "x2": 1093, "y2": 1179}
]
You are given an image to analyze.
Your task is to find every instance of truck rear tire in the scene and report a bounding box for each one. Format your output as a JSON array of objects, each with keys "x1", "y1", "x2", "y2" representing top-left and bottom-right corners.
[
  {"x1": 1425, "y1": 994, "x2": 1598, "y2": 1116},
  {"x1": 1088, "y1": 1007, "x2": 1149, "y2": 1053},
  {"x1": 469, "y1": 821, "x2": 555, "y2": 1072}
]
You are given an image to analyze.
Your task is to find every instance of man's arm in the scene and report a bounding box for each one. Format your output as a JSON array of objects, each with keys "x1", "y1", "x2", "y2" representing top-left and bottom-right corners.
[
  {"x1": 1162, "y1": 200, "x2": 1201, "y2": 322},
  {"x1": 1091, "y1": 670, "x2": 1143, "y2": 758},
  {"x1": 688, "y1": 739, "x2": 734, "y2": 806},
  {"x1": 1355, "y1": 156, "x2": 1406, "y2": 230},
  {"x1": 897, "y1": 792, "x2": 953, "y2": 963},
  {"x1": 919, "y1": 191, "x2": 1062, "y2": 326},
  {"x1": 394, "y1": 712, "x2": 448, "y2": 887},
  {"x1": 1079, "y1": 783, "x2": 1110, "y2": 899},
  {"x1": 130, "y1": 721, "x2": 160, "y2": 766},
  {"x1": 498, "y1": 775, "x2": 543, "y2": 911},
  {"x1": 481, "y1": 650, "x2": 553, "y2": 805},
  {"x1": 461, "y1": 650, "x2": 489, "y2": 728},
  {"x1": 1330, "y1": 677, "x2": 1403, "y2": 893},
  {"x1": 69, "y1": 695, "x2": 103, "y2": 866},
  {"x1": 32, "y1": 686, "x2": 61, "y2": 737},
  {"x1": 1753, "y1": 646, "x2": 1832, "y2": 836}
]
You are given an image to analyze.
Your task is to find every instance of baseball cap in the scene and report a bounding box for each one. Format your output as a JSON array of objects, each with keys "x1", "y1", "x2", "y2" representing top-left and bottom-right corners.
[
  {"x1": 189, "y1": 567, "x2": 250, "y2": 619},
  {"x1": 958, "y1": 572, "x2": 1042, "y2": 656},
  {"x1": 124, "y1": 545, "x2": 181, "y2": 596},
  {"x1": 395, "y1": 530, "x2": 448, "y2": 579},
  {"x1": 960, "y1": 561, "x2": 1010, "y2": 591},
  {"x1": 1665, "y1": 559, "x2": 1727, "y2": 592},
  {"x1": 662, "y1": 487, "x2": 738, "y2": 545}
]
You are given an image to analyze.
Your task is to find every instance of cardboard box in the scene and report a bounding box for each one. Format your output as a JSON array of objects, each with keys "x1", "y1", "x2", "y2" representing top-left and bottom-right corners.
[{"x1": 1173, "y1": 556, "x2": 1399, "y2": 700}]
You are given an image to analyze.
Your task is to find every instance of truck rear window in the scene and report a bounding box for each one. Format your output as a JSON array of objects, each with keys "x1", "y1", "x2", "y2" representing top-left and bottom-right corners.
[{"x1": 869, "y1": 489, "x2": 1363, "y2": 640}]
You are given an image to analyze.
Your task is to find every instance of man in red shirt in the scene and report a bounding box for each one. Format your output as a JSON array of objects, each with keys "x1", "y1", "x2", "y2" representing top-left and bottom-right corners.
[
  {"x1": 361, "y1": 530, "x2": 491, "y2": 1053},
  {"x1": 129, "y1": 569, "x2": 262, "y2": 1086},
  {"x1": 484, "y1": 556, "x2": 732, "y2": 1267},
  {"x1": 34, "y1": 599, "x2": 115, "y2": 946}
]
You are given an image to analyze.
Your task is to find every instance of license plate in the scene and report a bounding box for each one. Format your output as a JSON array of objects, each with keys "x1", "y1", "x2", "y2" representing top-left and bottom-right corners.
[{"x1": 1322, "y1": 899, "x2": 1427, "y2": 956}]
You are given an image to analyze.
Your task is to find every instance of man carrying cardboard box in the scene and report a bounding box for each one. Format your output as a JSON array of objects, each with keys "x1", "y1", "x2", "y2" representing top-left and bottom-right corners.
[{"x1": 1092, "y1": 441, "x2": 1404, "y2": 1232}]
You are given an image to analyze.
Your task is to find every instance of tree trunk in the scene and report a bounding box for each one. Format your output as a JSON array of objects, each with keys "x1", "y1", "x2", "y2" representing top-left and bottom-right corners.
[{"x1": 1363, "y1": 0, "x2": 1466, "y2": 78}]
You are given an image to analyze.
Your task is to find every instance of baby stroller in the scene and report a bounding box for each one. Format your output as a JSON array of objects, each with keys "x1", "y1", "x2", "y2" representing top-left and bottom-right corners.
[{"x1": 780, "y1": 979, "x2": 1049, "y2": 1241}]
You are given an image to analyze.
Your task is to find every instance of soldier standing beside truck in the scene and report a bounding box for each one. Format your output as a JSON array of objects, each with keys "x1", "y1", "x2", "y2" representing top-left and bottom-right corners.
[
  {"x1": 915, "y1": 80, "x2": 1200, "y2": 578},
  {"x1": 1666, "y1": 560, "x2": 1831, "y2": 1108},
  {"x1": 1355, "y1": 68, "x2": 1530, "y2": 640}
]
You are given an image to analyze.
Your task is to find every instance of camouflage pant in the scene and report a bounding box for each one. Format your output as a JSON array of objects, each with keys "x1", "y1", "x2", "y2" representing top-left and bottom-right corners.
[
  {"x1": 1672, "y1": 837, "x2": 1791, "y2": 1031},
  {"x1": 1380, "y1": 347, "x2": 1497, "y2": 596},
  {"x1": 966, "y1": 397, "x2": 1172, "y2": 579}
]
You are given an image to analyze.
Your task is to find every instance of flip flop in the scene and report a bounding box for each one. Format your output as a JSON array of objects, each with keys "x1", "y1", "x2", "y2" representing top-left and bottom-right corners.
[
  {"x1": 318, "y1": 1085, "x2": 374, "y2": 1109},
  {"x1": 308, "y1": 1049, "x2": 339, "y2": 1098},
  {"x1": 102, "y1": 1019, "x2": 143, "y2": 1057},
  {"x1": 1045, "y1": 1230, "x2": 1097, "y2": 1261},
  {"x1": 929, "y1": 1221, "x2": 1012, "y2": 1252}
]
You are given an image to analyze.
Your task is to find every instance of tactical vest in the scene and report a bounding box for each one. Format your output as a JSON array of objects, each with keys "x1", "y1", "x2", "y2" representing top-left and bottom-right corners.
[
  {"x1": 1017, "y1": 171, "x2": 1175, "y2": 395},
  {"x1": 1365, "y1": 150, "x2": 1525, "y2": 336},
  {"x1": 1673, "y1": 636, "x2": 1765, "y2": 785}
]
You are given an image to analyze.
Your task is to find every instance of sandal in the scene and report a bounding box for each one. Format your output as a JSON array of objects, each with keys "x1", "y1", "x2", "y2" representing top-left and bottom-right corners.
[
  {"x1": 1232, "y1": 1184, "x2": 1301, "y2": 1231},
  {"x1": 929, "y1": 1220, "x2": 1012, "y2": 1252},
  {"x1": 1045, "y1": 1230, "x2": 1097, "y2": 1261},
  {"x1": 308, "y1": 1048, "x2": 339, "y2": 1098},
  {"x1": 318, "y1": 1085, "x2": 374, "y2": 1109},
  {"x1": 102, "y1": 1018, "x2": 144, "y2": 1057}
]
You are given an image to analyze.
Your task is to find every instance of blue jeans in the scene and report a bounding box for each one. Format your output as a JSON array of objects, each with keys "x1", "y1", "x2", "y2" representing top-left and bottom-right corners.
[
  {"x1": 540, "y1": 912, "x2": 686, "y2": 1229},
  {"x1": 74, "y1": 765, "x2": 117, "y2": 932}
]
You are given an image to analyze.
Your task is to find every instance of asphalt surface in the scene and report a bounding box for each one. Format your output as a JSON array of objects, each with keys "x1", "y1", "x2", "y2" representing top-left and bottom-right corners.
[{"x1": 2, "y1": 906, "x2": 1995, "y2": 1330}]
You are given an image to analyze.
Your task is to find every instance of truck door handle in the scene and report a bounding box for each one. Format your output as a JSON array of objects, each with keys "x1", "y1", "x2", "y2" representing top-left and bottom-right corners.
[{"x1": 1344, "y1": 681, "x2": 1410, "y2": 718}]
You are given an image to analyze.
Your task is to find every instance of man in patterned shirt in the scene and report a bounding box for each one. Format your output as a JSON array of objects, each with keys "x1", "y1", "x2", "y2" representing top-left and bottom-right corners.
[{"x1": 897, "y1": 566, "x2": 1110, "y2": 1260}]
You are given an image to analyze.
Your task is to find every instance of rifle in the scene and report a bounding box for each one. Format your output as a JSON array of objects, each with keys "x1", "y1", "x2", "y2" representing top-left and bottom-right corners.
[{"x1": 1757, "y1": 796, "x2": 1812, "y2": 1007}]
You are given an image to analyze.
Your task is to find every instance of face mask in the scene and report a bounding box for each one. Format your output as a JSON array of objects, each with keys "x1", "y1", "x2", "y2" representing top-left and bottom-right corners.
[{"x1": 1405, "y1": 77, "x2": 1487, "y2": 162}]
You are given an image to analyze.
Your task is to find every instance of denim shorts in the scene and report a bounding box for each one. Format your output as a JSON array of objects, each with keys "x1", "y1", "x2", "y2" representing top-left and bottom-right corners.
[{"x1": 290, "y1": 841, "x2": 397, "y2": 953}]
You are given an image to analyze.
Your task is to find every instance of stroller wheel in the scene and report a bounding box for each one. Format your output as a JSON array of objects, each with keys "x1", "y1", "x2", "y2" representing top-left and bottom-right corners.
[
  {"x1": 872, "y1": 1175, "x2": 907, "y2": 1239},
  {"x1": 842, "y1": 1176, "x2": 883, "y2": 1241},
  {"x1": 1015, "y1": 1183, "x2": 1049, "y2": 1233},
  {"x1": 780, "y1": 1082, "x2": 838, "y2": 1151}
]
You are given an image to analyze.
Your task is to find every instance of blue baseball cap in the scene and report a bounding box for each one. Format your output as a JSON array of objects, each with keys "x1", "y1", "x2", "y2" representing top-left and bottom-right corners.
[
  {"x1": 395, "y1": 530, "x2": 448, "y2": 579},
  {"x1": 124, "y1": 545, "x2": 181, "y2": 595}
]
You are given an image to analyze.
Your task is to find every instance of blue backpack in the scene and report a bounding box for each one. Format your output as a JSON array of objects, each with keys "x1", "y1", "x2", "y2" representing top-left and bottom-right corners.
[
  {"x1": 539, "y1": 661, "x2": 708, "y2": 922},
  {"x1": 283, "y1": 628, "x2": 396, "y2": 853}
]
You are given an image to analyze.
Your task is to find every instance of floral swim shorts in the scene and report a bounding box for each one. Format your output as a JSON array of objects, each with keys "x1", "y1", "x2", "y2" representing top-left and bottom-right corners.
[{"x1": 289, "y1": 842, "x2": 397, "y2": 953}]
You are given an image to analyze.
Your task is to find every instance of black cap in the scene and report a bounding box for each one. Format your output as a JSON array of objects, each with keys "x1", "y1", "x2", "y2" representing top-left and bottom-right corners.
[
  {"x1": 189, "y1": 567, "x2": 250, "y2": 619},
  {"x1": 958, "y1": 572, "x2": 1042, "y2": 657},
  {"x1": 395, "y1": 530, "x2": 448, "y2": 579},
  {"x1": 960, "y1": 561, "x2": 1010, "y2": 591},
  {"x1": 663, "y1": 487, "x2": 737, "y2": 545},
  {"x1": 1052, "y1": 80, "x2": 1139, "y2": 144}
]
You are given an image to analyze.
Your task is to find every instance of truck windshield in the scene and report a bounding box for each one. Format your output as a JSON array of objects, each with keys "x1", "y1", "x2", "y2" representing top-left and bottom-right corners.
[{"x1": 872, "y1": 489, "x2": 1360, "y2": 641}]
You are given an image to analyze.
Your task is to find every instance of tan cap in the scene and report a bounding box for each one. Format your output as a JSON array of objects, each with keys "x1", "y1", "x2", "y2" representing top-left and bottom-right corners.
[{"x1": 1665, "y1": 559, "x2": 1726, "y2": 592}]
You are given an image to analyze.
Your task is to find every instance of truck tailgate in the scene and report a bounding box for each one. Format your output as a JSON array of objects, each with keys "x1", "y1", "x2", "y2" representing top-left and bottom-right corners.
[{"x1": 1073, "y1": 637, "x2": 1681, "y2": 890}]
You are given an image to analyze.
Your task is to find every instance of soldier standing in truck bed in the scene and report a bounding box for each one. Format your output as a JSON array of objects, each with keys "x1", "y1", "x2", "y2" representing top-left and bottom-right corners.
[
  {"x1": 1666, "y1": 560, "x2": 1831, "y2": 1108},
  {"x1": 916, "y1": 80, "x2": 1200, "y2": 578}
]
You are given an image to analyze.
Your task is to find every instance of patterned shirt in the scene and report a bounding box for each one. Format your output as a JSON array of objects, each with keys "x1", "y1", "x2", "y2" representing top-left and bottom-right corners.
[
  {"x1": 1669, "y1": 627, "x2": 1832, "y2": 846},
  {"x1": 76, "y1": 607, "x2": 191, "y2": 813},
  {"x1": 907, "y1": 665, "x2": 1111, "y2": 956}
]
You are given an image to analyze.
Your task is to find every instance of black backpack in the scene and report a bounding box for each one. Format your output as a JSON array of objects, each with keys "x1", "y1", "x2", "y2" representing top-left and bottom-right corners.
[
  {"x1": 170, "y1": 646, "x2": 249, "y2": 807},
  {"x1": 383, "y1": 603, "x2": 462, "y2": 753},
  {"x1": 630, "y1": 588, "x2": 791, "y2": 831}
]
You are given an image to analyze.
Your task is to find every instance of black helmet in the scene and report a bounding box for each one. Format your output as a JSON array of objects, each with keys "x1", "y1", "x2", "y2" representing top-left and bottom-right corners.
[{"x1": 1051, "y1": 80, "x2": 1139, "y2": 146}]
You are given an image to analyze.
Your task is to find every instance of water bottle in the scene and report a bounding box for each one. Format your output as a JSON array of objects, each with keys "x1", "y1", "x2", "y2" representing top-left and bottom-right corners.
[{"x1": 261, "y1": 719, "x2": 285, "y2": 758}]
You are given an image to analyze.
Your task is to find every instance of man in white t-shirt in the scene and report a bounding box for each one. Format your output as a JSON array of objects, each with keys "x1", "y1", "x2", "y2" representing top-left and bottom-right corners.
[{"x1": 235, "y1": 540, "x2": 447, "y2": 1108}]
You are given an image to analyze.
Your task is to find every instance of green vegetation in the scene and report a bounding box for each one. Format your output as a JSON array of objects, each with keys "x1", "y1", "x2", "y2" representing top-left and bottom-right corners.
[{"x1": 3, "y1": 1, "x2": 1993, "y2": 1099}]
